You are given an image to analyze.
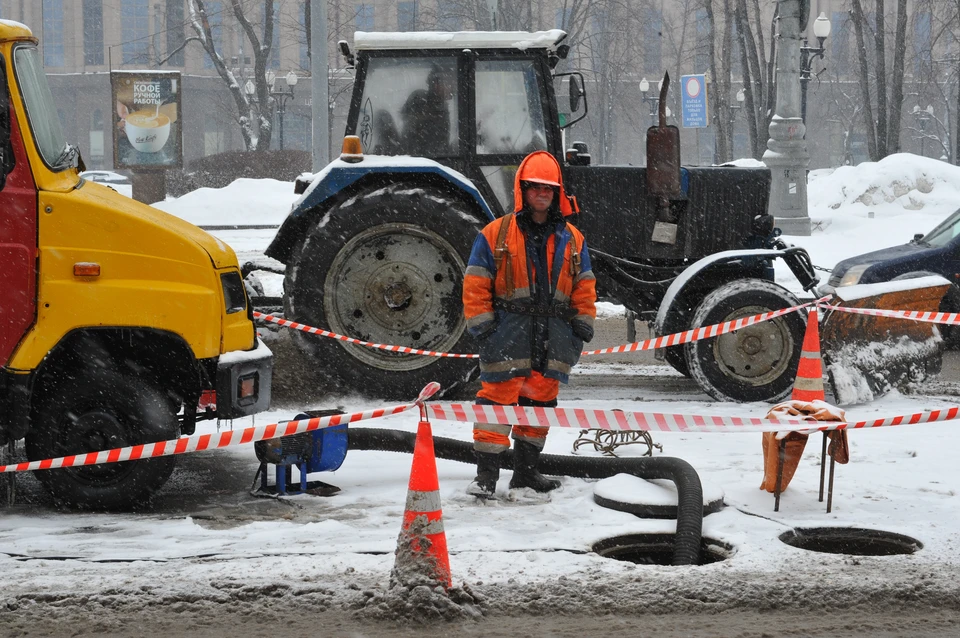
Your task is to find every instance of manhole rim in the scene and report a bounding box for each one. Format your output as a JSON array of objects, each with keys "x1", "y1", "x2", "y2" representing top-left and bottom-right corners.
[{"x1": 779, "y1": 526, "x2": 923, "y2": 556}]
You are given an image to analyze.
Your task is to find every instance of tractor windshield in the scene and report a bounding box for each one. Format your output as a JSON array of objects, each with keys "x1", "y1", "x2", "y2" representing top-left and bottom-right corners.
[
  {"x1": 475, "y1": 59, "x2": 547, "y2": 155},
  {"x1": 14, "y1": 45, "x2": 70, "y2": 169},
  {"x1": 356, "y1": 57, "x2": 458, "y2": 157}
]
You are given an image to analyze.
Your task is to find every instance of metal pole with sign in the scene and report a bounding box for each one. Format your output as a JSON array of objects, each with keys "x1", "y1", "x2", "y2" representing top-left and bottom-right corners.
[{"x1": 680, "y1": 74, "x2": 708, "y2": 130}]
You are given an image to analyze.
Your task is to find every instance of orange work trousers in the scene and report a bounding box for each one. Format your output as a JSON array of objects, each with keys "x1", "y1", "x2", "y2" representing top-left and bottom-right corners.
[{"x1": 473, "y1": 371, "x2": 558, "y2": 454}]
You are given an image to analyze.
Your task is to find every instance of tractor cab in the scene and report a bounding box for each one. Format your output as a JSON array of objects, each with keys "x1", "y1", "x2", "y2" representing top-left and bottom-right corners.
[{"x1": 343, "y1": 30, "x2": 582, "y2": 215}]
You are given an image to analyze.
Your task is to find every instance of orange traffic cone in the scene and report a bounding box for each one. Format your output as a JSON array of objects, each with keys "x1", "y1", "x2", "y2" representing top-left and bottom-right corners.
[
  {"x1": 761, "y1": 306, "x2": 823, "y2": 494},
  {"x1": 791, "y1": 305, "x2": 825, "y2": 402},
  {"x1": 392, "y1": 419, "x2": 452, "y2": 589}
]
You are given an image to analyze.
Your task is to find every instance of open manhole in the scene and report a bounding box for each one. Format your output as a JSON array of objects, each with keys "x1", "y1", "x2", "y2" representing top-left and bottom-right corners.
[
  {"x1": 779, "y1": 527, "x2": 922, "y2": 556},
  {"x1": 593, "y1": 534, "x2": 734, "y2": 566}
]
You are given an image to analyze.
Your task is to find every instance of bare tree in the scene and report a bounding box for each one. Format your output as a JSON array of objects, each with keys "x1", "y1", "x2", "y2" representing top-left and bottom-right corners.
[
  {"x1": 735, "y1": 0, "x2": 777, "y2": 159},
  {"x1": 849, "y1": 0, "x2": 910, "y2": 160},
  {"x1": 181, "y1": 0, "x2": 277, "y2": 151}
]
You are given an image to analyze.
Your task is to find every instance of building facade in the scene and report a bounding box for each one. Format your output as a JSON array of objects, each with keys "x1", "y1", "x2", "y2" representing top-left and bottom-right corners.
[{"x1": 0, "y1": 0, "x2": 949, "y2": 172}]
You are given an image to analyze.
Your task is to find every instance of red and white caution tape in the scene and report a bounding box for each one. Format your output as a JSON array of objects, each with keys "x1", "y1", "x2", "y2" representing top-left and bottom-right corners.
[
  {"x1": 254, "y1": 311, "x2": 480, "y2": 358},
  {"x1": 427, "y1": 402, "x2": 827, "y2": 433},
  {"x1": 256, "y1": 296, "x2": 828, "y2": 359},
  {"x1": 817, "y1": 302, "x2": 960, "y2": 326},
  {"x1": 582, "y1": 297, "x2": 829, "y2": 355},
  {"x1": 427, "y1": 402, "x2": 960, "y2": 435},
  {"x1": 0, "y1": 400, "x2": 421, "y2": 475}
]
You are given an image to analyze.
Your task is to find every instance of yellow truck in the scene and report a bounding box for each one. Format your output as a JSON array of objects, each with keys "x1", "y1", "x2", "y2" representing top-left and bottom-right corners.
[{"x1": 0, "y1": 21, "x2": 271, "y2": 509}]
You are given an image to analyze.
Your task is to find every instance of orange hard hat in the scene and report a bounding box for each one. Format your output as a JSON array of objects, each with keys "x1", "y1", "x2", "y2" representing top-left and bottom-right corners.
[{"x1": 516, "y1": 151, "x2": 562, "y2": 187}]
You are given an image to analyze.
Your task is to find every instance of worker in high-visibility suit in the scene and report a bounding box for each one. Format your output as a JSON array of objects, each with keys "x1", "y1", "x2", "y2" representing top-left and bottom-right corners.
[{"x1": 462, "y1": 151, "x2": 597, "y2": 499}]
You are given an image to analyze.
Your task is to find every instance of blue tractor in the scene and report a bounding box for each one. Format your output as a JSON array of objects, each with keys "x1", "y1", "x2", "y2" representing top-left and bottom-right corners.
[{"x1": 263, "y1": 30, "x2": 823, "y2": 402}]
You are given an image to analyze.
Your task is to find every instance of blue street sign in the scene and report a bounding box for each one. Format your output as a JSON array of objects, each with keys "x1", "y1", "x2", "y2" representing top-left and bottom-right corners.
[{"x1": 680, "y1": 74, "x2": 709, "y2": 129}]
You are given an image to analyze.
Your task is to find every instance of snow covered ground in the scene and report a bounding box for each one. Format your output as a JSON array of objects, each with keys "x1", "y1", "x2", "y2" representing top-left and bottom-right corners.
[{"x1": 4, "y1": 154, "x2": 960, "y2": 634}]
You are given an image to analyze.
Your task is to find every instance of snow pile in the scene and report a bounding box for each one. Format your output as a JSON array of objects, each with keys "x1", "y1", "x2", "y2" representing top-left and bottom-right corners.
[
  {"x1": 808, "y1": 154, "x2": 960, "y2": 214},
  {"x1": 154, "y1": 178, "x2": 299, "y2": 226}
]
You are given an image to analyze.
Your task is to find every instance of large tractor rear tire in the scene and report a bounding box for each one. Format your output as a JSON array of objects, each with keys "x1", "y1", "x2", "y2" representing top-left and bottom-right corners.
[
  {"x1": 26, "y1": 368, "x2": 178, "y2": 510},
  {"x1": 685, "y1": 279, "x2": 806, "y2": 403},
  {"x1": 285, "y1": 183, "x2": 483, "y2": 398}
]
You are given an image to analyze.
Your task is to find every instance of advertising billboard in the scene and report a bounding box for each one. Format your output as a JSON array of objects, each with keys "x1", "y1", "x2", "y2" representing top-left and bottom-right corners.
[{"x1": 111, "y1": 70, "x2": 182, "y2": 170}]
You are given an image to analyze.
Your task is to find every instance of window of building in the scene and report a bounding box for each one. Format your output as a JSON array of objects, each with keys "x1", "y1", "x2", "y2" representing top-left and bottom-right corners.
[
  {"x1": 202, "y1": 1, "x2": 222, "y2": 69},
  {"x1": 300, "y1": 2, "x2": 310, "y2": 69},
  {"x1": 90, "y1": 109, "x2": 105, "y2": 168},
  {"x1": 82, "y1": 0, "x2": 104, "y2": 66},
  {"x1": 121, "y1": 0, "x2": 150, "y2": 64},
  {"x1": 437, "y1": 0, "x2": 460, "y2": 31},
  {"x1": 166, "y1": 0, "x2": 185, "y2": 66},
  {"x1": 263, "y1": 2, "x2": 280, "y2": 69},
  {"x1": 642, "y1": 8, "x2": 662, "y2": 77},
  {"x1": 915, "y1": 11, "x2": 932, "y2": 76},
  {"x1": 42, "y1": 0, "x2": 64, "y2": 67},
  {"x1": 356, "y1": 3, "x2": 375, "y2": 32},
  {"x1": 203, "y1": 112, "x2": 225, "y2": 155},
  {"x1": 830, "y1": 12, "x2": 850, "y2": 74},
  {"x1": 397, "y1": 1, "x2": 418, "y2": 32},
  {"x1": 695, "y1": 9, "x2": 710, "y2": 73}
]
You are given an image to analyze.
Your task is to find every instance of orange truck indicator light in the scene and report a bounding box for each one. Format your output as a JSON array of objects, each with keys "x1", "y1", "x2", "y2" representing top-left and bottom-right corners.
[{"x1": 73, "y1": 262, "x2": 100, "y2": 277}]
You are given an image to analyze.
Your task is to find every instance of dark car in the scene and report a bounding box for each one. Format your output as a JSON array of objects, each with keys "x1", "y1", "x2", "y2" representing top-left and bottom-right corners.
[{"x1": 827, "y1": 207, "x2": 960, "y2": 343}]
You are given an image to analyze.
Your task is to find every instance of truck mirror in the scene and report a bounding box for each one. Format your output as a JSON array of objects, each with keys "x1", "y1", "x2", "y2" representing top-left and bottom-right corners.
[{"x1": 569, "y1": 76, "x2": 583, "y2": 113}]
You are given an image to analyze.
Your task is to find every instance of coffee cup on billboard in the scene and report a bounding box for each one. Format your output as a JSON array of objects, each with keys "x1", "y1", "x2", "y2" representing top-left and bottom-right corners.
[{"x1": 124, "y1": 109, "x2": 171, "y2": 153}]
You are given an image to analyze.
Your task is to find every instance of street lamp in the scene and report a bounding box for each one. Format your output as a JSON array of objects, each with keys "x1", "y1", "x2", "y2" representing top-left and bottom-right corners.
[
  {"x1": 729, "y1": 88, "x2": 746, "y2": 154},
  {"x1": 800, "y1": 12, "x2": 831, "y2": 124},
  {"x1": 246, "y1": 72, "x2": 299, "y2": 150},
  {"x1": 272, "y1": 71, "x2": 299, "y2": 150},
  {"x1": 639, "y1": 77, "x2": 662, "y2": 126},
  {"x1": 913, "y1": 104, "x2": 934, "y2": 157}
]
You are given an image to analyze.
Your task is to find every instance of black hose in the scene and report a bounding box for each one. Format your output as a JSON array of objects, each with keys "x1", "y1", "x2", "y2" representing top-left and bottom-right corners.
[{"x1": 348, "y1": 427, "x2": 703, "y2": 566}]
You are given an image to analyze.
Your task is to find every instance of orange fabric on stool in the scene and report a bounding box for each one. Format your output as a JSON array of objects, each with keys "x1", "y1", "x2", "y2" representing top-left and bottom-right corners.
[
  {"x1": 760, "y1": 399, "x2": 847, "y2": 493},
  {"x1": 760, "y1": 431, "x2": 808, "y2": 492}
]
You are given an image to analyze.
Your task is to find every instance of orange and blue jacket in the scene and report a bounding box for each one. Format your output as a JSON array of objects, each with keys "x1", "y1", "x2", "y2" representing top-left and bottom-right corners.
[{"x1": 463, "y1": 157, "x2": 596, "y2": 383}]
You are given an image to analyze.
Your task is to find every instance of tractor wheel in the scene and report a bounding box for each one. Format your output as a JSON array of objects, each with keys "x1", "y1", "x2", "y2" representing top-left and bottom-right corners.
[
  {"x1": 285, "y1": 183, "x2": 483, "y2": 398},
  {"x1": 662, "y1": 345, "x2": 690, "y2": 377},
  {"x1": 685, "y1": 279, "x2": 806, "y2": 403},
  {"x1": 26, "y1": 369, "x2": 178, "y2": 510}
]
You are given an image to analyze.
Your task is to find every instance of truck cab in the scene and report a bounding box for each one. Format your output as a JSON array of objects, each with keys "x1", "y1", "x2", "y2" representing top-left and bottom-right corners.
[{"x1": 0, "y1": 21, "x2": 271, "y2": 509}]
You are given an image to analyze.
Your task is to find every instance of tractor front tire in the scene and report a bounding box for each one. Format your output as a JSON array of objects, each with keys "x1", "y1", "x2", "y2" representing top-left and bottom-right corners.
[
  {"x1": 26, "y1": 369, "x2": 178, "y2": 510},
  {"x1": 285, "y1": 184, "x2": 483, "y2": 398},
  {"x1": 685, "y1": 279, "x2": 806, "y2": 403}
]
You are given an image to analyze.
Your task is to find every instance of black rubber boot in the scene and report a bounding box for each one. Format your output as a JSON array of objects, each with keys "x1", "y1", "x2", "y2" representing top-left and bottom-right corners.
[
  {"x1": 509, "y1": 440, "x2": 561, "y2": 492},
  {"x1": 466, "y1": 451, "x2": 501, "y2": 499}
]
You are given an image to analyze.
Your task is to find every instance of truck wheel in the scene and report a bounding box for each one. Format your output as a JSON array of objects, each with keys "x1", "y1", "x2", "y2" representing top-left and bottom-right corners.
[
  {"x1": 286, "y1": 184, "x2": 483, "y2": 398},
  {"x1": 685, "y1": 279, "x2": 805, "y2": 403},
  {"x1": 26, "y1": 369, "x2": 177, "y2": 510}
]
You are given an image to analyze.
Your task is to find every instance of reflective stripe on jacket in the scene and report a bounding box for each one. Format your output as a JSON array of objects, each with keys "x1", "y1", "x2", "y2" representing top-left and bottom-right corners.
[{"x1": 463, "y1": 213, "x2": 597, "y2": 383}]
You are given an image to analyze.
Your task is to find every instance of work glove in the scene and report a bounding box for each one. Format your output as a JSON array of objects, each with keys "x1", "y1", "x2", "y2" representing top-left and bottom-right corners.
[{"x1": 571, "y1": 319, "x2": 594, "y2": 343}]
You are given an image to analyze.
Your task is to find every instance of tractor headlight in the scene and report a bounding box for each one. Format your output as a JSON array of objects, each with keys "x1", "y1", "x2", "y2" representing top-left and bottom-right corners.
[{"x1": 838, "y1": 264, "x2": 870, "y2": 287}]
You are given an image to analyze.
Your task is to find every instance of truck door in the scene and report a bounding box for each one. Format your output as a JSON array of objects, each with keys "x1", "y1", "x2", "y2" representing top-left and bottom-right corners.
[{"x1": 0, "y1": 58, "x2": 39, "y2": 366}]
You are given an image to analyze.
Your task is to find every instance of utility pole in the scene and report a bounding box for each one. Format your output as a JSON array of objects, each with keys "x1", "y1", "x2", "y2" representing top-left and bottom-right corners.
[
  {"x1": 311, "y1": 0, "x2": 330, "y2": 170},
  {"x1": 764, "y1": 0, "x2": 812, "y2": 236}
]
